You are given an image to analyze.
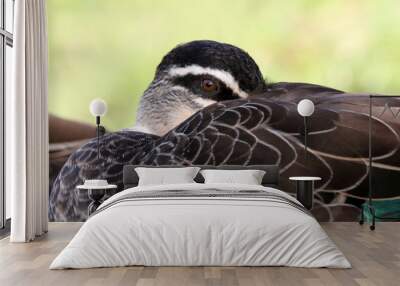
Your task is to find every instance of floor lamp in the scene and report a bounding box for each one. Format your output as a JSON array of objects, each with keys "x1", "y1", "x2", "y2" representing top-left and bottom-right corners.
[
  {"x1": 359, "y1": 95, "x2": 400, "y2": 231},
  {"x1": 297, "y1": 99, "x2": 315, "y2": 162},
  {"x1": 289, "y1": 99, "x2": 318, "y2": 210},
  {"x1": 89, "y1": 99, "x2": 107, "y2": 160}
]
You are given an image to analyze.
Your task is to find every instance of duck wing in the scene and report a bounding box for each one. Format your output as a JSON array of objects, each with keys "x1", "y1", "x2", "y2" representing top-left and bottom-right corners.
[
  {"x1": 49, "y1": 131, "x2": 158, "y2": 221},
  {"x1": 51, "y1": 82, "x2": 400, "y2": 222},
  {"x1": 142, "y1": 83, "x2": 400, "y2": 220}
]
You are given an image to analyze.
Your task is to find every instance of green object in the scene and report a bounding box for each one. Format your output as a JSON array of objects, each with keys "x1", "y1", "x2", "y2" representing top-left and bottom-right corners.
[{"x1": 363, "y1": 200, "x2": 400, "y2": 222}]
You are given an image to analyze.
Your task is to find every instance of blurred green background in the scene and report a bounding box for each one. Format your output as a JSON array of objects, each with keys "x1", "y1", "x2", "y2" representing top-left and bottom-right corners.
[{"x1": 48, "y1": 0, "x2": 400, "y2": 131}]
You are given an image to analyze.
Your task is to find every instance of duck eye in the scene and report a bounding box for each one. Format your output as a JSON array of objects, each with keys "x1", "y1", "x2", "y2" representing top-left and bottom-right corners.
[{"x1": 201, "y1": 79, "x2": 219, "y2": 93}]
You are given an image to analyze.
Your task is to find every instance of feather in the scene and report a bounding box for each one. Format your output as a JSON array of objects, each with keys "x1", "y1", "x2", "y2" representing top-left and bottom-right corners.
[{"x1": 50, "y1": 82, "x2": 400, "y2": 221}]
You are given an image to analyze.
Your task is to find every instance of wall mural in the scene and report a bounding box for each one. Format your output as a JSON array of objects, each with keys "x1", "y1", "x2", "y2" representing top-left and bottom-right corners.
[{"x1": 49, "y1": 40, "x2": 400, "y2": 222}]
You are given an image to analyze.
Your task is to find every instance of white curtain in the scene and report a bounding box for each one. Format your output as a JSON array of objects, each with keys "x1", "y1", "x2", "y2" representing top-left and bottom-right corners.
[{"x1": 8, "y1": 0, "x2": 49, "y2": 242}]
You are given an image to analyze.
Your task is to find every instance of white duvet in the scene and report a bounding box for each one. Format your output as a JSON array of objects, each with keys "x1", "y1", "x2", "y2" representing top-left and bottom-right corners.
[{"x1": 50, "y1": 183, "x2": 351, "y2": 269}]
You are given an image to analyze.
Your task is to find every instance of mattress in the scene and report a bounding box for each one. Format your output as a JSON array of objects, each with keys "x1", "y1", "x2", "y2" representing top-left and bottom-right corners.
[{"x1": 50, "y1": 183, "x2": 351, "y2": 269}]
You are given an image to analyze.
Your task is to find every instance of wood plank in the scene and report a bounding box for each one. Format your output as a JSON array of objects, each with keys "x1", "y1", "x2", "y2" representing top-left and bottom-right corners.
[{"x1": 0, "y1": 222, "x2": 399, "y2": 286}]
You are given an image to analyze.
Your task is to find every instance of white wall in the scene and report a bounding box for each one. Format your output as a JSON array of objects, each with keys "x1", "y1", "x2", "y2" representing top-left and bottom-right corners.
[{"x1": 5, "y1": 45, "x2": 13, "y2": 219}]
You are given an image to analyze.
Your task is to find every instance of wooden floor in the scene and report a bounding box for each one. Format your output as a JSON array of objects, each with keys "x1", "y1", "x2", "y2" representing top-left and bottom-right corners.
[{"x1": 0, "y1": 222, "x2": 399, "y2": 286}]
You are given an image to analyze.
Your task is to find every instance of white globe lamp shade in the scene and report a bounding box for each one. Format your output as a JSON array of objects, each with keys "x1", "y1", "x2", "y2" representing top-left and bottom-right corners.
[
  {"x1": 89, "y1": 99, "x2": 108, "y2": 117},
  {"x1": 297, "y1": 99, "x2": 315, "y2": 117}
]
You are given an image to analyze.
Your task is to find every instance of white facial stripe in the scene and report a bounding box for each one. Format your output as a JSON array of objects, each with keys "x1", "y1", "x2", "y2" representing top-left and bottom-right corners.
[
  {"x1": 193, "y1": 97, "x2": 216, "y2": 107},
  {"x1": 168, "y1": 65, "x2": 249, "y2": 99}
]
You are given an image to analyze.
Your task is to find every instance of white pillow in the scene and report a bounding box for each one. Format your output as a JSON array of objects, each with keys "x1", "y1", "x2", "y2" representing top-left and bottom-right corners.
[
  {"x1": 200, "y1": 169, "x2": 266, "y2": 185},
  {"x1": 135, "y1": 167, "x2": 200, "y2": 186}
]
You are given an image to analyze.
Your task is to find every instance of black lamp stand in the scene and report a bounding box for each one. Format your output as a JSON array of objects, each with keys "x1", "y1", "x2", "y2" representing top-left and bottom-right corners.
[
  {"x1": 95, "y1": 116, "x2": 106, "y2": 160},
  {"x1": 96, "y1": 116, "x2": 100, "y2": 160},
  {"x1": 304, "y1": 116, "x2": 308, "y2": 162},
  {"x1": 359, "y1": 94, "x2": 400, "y2": 230}
]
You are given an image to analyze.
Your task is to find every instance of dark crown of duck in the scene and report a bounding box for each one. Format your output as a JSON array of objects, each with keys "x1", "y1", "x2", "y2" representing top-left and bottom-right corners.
[{"x1": 134, "y1": 40, "x2": 266, "y2": 135}]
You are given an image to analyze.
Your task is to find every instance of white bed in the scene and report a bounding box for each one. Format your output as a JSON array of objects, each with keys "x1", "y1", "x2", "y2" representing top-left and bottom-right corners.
[{"x1": 50, "y1": 183, "x2": 351, "y2": 269}]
